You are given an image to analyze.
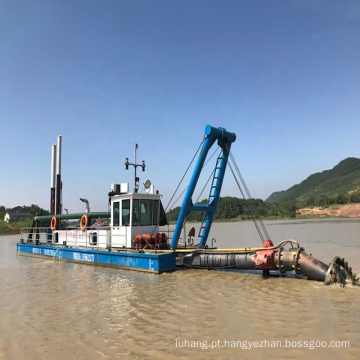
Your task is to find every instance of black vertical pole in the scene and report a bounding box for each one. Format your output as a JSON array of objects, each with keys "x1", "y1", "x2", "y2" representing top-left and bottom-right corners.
[
  {"x1": 56, "y1": 136, "x2": 62, "y2": 221},
  {"x1": 50, "y1": 144, "x2": 56, "y2": 215}
]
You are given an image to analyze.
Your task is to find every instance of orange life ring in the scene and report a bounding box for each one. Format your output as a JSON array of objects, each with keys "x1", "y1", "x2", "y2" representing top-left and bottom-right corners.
[
  {"x1": 50, "y1": 216, "x2": 56, "y2": 231},
  {"x1": 80, "y1": 214, "x2": 88, "y2": 231}
]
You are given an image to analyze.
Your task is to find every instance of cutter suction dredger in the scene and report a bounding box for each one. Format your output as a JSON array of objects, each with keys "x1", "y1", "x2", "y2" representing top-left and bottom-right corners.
[{"x1": 171, "y1": 125, "x2": 359, "y2": 287}]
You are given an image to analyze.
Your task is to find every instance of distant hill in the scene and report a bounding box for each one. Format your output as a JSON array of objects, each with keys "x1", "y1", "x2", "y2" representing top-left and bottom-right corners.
[{"x1": 266, "y1": 157, "x2": 360, "y2": 204}]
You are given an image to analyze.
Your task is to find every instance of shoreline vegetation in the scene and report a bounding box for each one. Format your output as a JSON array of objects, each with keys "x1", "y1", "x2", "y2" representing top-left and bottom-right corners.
[
  {"x1": 1, "y1": 203, "x2": 359, "y2": 236},
  {"x1": 167, "y1": 203, "x2": 360, "y2": 224},
  {"x1": 0, "y1": 219, "x2": 33, "y2": 236},
  {"x1": 0, "y1": 204, "x2": 48, "y2": 236},
  {"x1": 166, "y1": 196, "x2": 360, "y2": 223}
]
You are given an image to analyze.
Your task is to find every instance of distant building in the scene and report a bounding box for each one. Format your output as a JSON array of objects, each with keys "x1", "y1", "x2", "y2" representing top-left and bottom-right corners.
[{"x1": 4, "y1": 212, "x2": 31, "y2": 223}]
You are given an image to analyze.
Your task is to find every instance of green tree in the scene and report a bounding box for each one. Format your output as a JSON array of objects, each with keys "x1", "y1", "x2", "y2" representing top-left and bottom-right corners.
[
  {"x1": 305, "y1": 195, "x2": 315, "y2": 206},
  {"x1": 315, "y1": 195, "x2": 328, "y2": 207},
  {"x1": 336, "y1": 194, "x2": 348, "y2": 204},
  {"x1": 349, "y1": 191, "x2": 360, "y2": 203}
]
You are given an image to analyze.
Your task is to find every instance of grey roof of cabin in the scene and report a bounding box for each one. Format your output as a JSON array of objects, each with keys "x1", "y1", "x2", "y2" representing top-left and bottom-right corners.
[{"x1": 7, "y1": 212, "x2": 31, "y2": 217}]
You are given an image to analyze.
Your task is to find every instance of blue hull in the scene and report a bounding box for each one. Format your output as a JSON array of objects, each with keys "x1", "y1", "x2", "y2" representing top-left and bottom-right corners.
[{"x1": 16, "y1": 243, "x2": 176, "y2": 274}]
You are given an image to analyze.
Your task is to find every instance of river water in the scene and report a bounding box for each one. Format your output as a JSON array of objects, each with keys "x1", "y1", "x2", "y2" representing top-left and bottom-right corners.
[{"x1": 1, "y1": 219, "x2": 359, "y2": 360}]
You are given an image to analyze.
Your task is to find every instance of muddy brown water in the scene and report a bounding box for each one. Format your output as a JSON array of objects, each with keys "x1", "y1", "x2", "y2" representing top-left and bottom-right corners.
[{"x1": 1, "y1": 219, "x2": 360, "y2": 360}]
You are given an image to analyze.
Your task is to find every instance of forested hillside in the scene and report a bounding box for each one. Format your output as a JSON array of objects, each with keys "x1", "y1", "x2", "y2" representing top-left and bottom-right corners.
[{"x1": 266, "y1": 158, "x2": 360, "y2": 205}]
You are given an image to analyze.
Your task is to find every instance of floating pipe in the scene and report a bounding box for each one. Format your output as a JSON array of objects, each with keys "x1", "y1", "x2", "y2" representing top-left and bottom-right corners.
[{"x1": 180, "y1": 252, "x2": 257, "y2": 270}]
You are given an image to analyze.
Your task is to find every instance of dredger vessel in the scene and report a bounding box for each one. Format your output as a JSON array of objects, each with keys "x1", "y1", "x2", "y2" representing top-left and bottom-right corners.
[{"x1": 17, "y1": 125, "x2": 359, "y2": 286}]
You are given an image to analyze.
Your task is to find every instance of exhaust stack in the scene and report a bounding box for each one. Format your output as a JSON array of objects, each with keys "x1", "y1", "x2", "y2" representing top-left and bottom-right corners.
[
  {"x1": 50, "y1": 144, "x2": 56, "y2": 215},
  {"x1": 56, "y1": 135, "x2": 62, "y2": 216}
]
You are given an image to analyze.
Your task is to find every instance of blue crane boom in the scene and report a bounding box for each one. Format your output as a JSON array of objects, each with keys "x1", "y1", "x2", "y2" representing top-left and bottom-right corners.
[{"x1": 170, "y1": 125, "x2": 236, "y2": 250}]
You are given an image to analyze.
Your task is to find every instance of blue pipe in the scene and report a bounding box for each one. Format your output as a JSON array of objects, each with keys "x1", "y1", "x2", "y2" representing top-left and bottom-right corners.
[{"x1": 170, "y1": 125, "x2": 236, "y2": 249}]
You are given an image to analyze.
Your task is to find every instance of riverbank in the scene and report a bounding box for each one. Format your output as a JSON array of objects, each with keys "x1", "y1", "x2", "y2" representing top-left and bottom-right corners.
[
  {"x1": 0, "y1": 219, "x2": 32, "y2": 235},
  {"x1": 298, "y1": 203, "x2": 360, "y2": 218}
]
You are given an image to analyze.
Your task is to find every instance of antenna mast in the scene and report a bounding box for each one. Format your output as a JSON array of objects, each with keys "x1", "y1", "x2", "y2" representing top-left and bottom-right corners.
[{"x1": 125, "y1": 143, "x2": 146, "y2": 193}]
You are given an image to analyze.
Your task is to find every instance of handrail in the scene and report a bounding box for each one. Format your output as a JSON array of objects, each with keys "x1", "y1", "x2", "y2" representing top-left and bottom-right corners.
[
  {"x1": 20, "y1": 225, "x2": 169, "y2": 251},
  {"x1": 20, "y1": 227, "x2": 51, "y2": 243}
]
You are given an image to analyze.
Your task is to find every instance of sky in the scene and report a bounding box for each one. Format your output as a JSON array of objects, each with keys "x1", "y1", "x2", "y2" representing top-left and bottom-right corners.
[{"x1": 1, "y1": 0, "x2": 360, "y2": 213}]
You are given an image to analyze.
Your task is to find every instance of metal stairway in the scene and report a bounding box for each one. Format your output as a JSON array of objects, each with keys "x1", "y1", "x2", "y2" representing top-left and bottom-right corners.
[
  {"x1": 198, "y1": 155, "x2": 223, "y2": 241},
  {"x1": 170, "y1": 125, "x2": 236, "y2": 250}
]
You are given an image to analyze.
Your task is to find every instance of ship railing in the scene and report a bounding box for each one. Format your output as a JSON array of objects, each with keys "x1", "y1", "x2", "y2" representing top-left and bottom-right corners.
[
  {"x1": 159, "y1": 224, "x2": 190, "y2": 248},
  {"x1": 52, "y1": 226, "x2": 127, "y2": 250},
  {"x1": 20, "y1": 227, "x2": 52, "y2": 244},
  {"x1": 159, "y1": 224, "x2": 175, "y2": 242}
]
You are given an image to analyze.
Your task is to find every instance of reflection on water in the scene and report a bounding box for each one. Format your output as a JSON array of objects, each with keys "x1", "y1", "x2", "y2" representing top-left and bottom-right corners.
[{"x1": 1, "y1": 219, "x2": 360, "y2": 360}]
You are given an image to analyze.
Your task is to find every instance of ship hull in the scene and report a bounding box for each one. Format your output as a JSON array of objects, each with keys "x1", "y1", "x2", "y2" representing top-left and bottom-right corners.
[{"x1": 17, "y1": 243, "x2": 176, "y2": 274}]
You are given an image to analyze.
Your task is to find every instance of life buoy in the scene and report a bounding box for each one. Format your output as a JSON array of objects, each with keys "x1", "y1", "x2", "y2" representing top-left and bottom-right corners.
[
  {"x1": 80, "y1": 214, "x2": 88, "y2": 231},
  {"x1": 50, "y1": 216, "x2": 56, "y2": 231}
]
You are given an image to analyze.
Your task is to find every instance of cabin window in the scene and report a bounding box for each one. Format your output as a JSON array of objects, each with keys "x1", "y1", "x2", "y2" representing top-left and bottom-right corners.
[
  {"x1": 122, "y1": 199, "x2": 130, "y2": 226},
  {"x1": 113, "y1": 202, "x2": 120, "y2": 226},
  {"x1": 153, "y1": 200, "x2": 159, "y2": 225},
  {"x1": 140, "y1": 199, "x2": 153, "y2": 226},
  {"x1": 132, "y1": 199, "x2": 140, "y2": 226}
]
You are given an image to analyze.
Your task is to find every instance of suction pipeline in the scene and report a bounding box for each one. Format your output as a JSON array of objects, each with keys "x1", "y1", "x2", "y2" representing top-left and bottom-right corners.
[{"x1": 179, "y1": 240, "x2": 359, "y2": 287}]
